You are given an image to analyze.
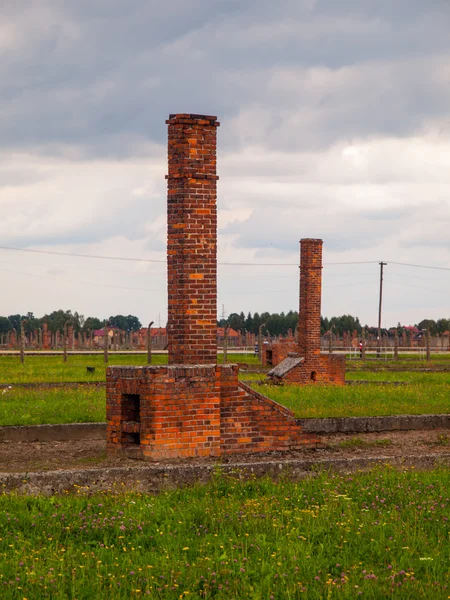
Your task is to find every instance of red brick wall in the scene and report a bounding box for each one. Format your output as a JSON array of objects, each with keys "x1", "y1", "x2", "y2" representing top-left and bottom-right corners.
[
  {"x1": 166, "y1": 114, "x2": 220, "y2": 365},
  {"x1": 284, "y1": 354, "x2": 345, "y2": 385},
  {"x1": 262, "y1": 339, "x2": 297, "y2": 366},
  {"x1": 106, "y1": 365, "x2": 318, "y2": 460},
  {"x1": 107, "y1": 365, "x2": 221, "y2": 460},
  {"x1": 222, "y1": 380, "x2": 319, "y2": 453}
]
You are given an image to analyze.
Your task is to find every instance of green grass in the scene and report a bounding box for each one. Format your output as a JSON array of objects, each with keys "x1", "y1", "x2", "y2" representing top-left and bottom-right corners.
[
  {"x1": 0, "y1": 387, "x2": 106, "y2": 426},
  {"x1": 0, "y1": 353, "x2": 260, "y2": 384},
  {"x1": 0, "y1": 468, "x2": 449, "y2": 599},
  {"x1": 347, "y1": 371, "x2": 450, "y2": 384},
  {"x1": 335, "y1": 437, "x2": 393, "y2": 449},
  {"x1": 346, "y1": 354, "x2": 450, "y2": 370},
  {"x1": 253, "y1": 382, "x2": 450, "y2": 418}
]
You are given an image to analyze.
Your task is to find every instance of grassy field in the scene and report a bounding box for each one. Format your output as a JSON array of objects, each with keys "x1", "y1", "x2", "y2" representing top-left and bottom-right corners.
[
  {"x1": 0, "y1": 353, "x2": 259, "y2": 384},
  {"x1": 347, "y1": 354, "x2": 450, "y2": 370},
  {"x1": 0, "y1": 387, "x2": 105, "y2": 426},
  {"x1": 254, "y1": 381, "x2": 450, "y2": 419},
  {"x1": 0, "y1": 468, "x2": 449, "y2": 599},
  {"x1": 0, "y1": 355, "x2": 449, "y2": 426}
]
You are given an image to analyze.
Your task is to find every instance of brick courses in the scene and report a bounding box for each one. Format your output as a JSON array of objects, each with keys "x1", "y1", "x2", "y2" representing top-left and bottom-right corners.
[
  {"x1": 267, "y1": 239, "x2": 345, "y2": 384},
  {"x1": 106, "y1": 113, "x2": 318, "y2": 460},
  {"x1": 166, "y1": 114, "x2": 219, "y2": 365}
]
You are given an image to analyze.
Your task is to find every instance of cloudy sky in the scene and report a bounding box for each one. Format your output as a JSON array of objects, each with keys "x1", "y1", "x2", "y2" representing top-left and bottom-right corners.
[{"x1": 1, "y1": 0, "x2": 449, "y2": 328}]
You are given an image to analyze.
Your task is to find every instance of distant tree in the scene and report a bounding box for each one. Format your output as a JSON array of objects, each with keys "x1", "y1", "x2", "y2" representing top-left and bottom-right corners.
[
  {"x1": 328, "y1": 315, "x2": 361, "y2": 336},
  {"x1": 41, "y1": 310, "x2": 74, "y2": 332},
  {"x1": 0, "y1": 317, "x2": 12, "y2": 334},
  {"x1": 109, "y1": 315, "x2": 142, "y2": 332},
  {"x1": 244, "y1": 312, "x2": 254, "y2": 333},
  {"x1": 7, "y1": 314, "x2": 22, "y2": 331},
  {"x1": 228, "y1": 312, "x2": 245, "y2": 333},
  {"x1": 436, "y1": 319, "x2": 450, "y2": 334},
  {"x1": 83, "y1": 317, "x2": 104, "y2": 332},
  {"x1": 417, "y1": 319, "x2": 437, "y2": 335}
]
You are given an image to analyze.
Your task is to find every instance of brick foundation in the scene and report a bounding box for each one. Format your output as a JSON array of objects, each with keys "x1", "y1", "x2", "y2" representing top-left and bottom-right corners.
[{"x1": 107, "y1": 364, "x2": 318, "y2": 460}]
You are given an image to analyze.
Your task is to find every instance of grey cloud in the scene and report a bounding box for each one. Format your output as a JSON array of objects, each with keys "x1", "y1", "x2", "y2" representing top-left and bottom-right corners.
[{"x1": 0, "y1": 0, "x2": 449, "y2": 157}]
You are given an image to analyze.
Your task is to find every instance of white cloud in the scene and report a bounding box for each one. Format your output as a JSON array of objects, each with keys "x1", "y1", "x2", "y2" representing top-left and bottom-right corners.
[{"x1": 0, "y1": 0, "x2": 449, "y2": 327}]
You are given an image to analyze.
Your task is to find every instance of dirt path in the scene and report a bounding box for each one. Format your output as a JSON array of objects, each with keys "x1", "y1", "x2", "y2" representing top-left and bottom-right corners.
[{"x1": 1, "y1": 429, "x2": 449, "y2": 474}]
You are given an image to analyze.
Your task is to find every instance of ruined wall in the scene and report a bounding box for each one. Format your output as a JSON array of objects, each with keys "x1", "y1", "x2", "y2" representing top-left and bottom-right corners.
[{"x1": 106, "y1": 365, "x2": 318, "y2": 460}]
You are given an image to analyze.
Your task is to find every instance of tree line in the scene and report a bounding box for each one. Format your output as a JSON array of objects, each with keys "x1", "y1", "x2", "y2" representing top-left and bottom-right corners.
[
  {"x1": 0, "y1": 311, "x2": 142, "y2": 334},
  {"x1": 219, "y1": 312, "x2": 450, "y2": 337}
]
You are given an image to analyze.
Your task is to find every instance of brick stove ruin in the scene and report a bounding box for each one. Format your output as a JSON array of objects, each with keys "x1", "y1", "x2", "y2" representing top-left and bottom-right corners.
[
  {"x1": 106, "y1": 113, "x2": 318, "y2": 460},
  {"x1": 265, "y1": 239, "x2": 345, "y2": 384}
]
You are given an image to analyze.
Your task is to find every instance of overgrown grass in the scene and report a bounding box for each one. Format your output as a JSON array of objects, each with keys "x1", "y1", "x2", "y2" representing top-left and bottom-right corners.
[
  {"x1": 336, "y1": 437, "x2": 393, "y2": 449},
  {"x1": 1, "y1": 468, "x2": 449, "y2": 599},
  {"x1": 346, "y1": 354, "x2": 450, "y2": 370},
  {"x1": 347, "y1": 371, "x2": 450, "y2": 384},
  {"x1": 254, "y1": 382, "x2": 450, "y2": 418},
  {"x1": 0, "y1": 387, "x2": 105, "y2": 426},
  {"x1": 0, "y1": 353, "x2": 260, "y2": 384}
]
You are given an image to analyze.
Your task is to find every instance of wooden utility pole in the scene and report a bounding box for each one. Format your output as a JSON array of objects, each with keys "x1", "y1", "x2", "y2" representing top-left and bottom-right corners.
[{"x1": 377, "y1": 262, "x2": 387, "y2": 358}]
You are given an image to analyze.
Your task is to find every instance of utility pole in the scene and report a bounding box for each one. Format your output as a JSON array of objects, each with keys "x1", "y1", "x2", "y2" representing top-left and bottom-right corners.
[{"x1": 377, "y1": 261, "x2": 387, "y2": 358}]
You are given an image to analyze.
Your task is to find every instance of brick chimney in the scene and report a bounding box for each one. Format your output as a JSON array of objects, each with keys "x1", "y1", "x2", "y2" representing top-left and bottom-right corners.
[
  {"x1": 166, "y1": 114, "x2": 220, "y2": 364},
  {"x1": 298, "y1": 239, "x2": 323, "y2": 360}
]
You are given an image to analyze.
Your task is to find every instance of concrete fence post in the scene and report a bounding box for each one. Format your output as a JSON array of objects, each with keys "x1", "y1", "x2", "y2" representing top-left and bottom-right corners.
[
  {"x1": 147, "y1": 321, "x2": 154, "y2": 365},
  {"x1": 223, "y1": 324, "x2": 229, "y2": 364},
  {"x1": 20, "y1": 320, "x2": 27, "y2": 364},
  {"x1": 104, "y1": 324, "x2": 109, "y2": 364}
]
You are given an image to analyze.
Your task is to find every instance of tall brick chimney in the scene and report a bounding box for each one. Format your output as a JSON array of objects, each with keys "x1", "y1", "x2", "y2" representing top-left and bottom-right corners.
[
  {"x1": 166, "y1": 114, "x2": 220, "y2": 364},
  {"x1": 298, "y1": 239, "x2": 323, "y2": 360}
]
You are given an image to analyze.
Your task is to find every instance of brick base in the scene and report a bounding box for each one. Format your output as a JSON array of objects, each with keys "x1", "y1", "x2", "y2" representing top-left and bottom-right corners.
[
  {"x1": 275, "y1": 353, "x2": 346, "y2": 385},
  {"x1": 262, "y1": 340, "x2": 298, "y2": 366},
  {"x1": 106, "y1": 364, "x2": 318, "y2": 460}
]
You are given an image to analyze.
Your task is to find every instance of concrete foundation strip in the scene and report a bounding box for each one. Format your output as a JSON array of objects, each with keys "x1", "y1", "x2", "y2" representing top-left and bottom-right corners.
[
  {"x1": 1, "y1": 453, "x2": 450, "y2": 496},
  {"x1": 1, "y1": 413, "x2": 449, "y2": 443}
]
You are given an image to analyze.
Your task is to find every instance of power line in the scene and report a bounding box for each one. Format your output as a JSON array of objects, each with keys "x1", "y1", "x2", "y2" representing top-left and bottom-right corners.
[
  {"x1": 389, "y1": 261, "x2": 450, "y2": 272},
  {"x1": 0, "y1": 246, "x2": 388, "y2": 267},
  {"x1": 1, "y1": 245, "x2": 450, "y2": 271}
]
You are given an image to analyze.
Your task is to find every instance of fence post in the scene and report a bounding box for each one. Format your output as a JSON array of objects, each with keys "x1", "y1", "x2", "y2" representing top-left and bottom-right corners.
[
  {"x1": 223, "y1": 324, "x2": 229, "y2": 364},
  {"x1": 20, "y1": 319, "x2": 27, "y2": 364},
  {"x1": 104, "y1": 323, "x2": 109, "y2": 364},
  {"x1": 63, "y1": 321, "x2": 69, "y2": 363},
  {"x1": 258, "y1": 323, "x2": 265, "y2": 364},
  {"x1": 147, "y1": 321, "x2": 154, "y2": 365}
]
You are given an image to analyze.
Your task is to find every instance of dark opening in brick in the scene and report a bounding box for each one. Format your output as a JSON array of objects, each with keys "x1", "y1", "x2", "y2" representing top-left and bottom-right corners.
[
  {"x1": 122, "y1": 393, "x2": 141, "y2": 423},
  {"x1": 121, "y1": 394, "x2": 141, "y2": 446},
  {"x1": 311, "y1": 371, "x2": 317, "y2": 382}
]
